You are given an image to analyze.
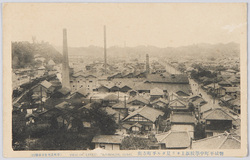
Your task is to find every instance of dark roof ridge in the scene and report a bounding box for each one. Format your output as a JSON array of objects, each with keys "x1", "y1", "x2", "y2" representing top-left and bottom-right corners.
[{"x1": 203, "y1": 108, "x2": 235, "y2": 120}]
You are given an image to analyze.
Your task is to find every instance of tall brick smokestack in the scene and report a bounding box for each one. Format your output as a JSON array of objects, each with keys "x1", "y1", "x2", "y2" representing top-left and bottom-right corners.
[
  {"x1": 62, "y1": 28, "x2": 70, "y2": 89},
  {"x1": 146, "y1": 54, "x2": 150, "y2": 74},
  {"x1": 104, "y1": 25, "x2": 107, "y2": 74}
]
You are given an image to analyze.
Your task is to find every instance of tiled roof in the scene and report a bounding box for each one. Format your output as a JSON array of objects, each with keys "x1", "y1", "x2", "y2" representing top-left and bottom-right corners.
[
  {"x1": 176, "y1": 90, "x2": 190, "y2": 97},
  {"x1": 228, "y1": 76, "x2": 240, "y2": 83},
  {"x1": 57, "y1": 87, "x2": 71, "y2": 95},
  {"x1": 55, "y1": 101, "x2": 69, "y2": 110},
  {"x1": 190, "y1": 97, "x2": 206, "y2": 106},
  {"x1": 151, "y1": 98, "x2": 169, "y2": 105},
  {"x1": 192, "y1": 132, "x2": 240, "y2": 149},
  {"x1": 155, "y1": 131, "x2": 190, "y2": 149},
  {"x1": 170, "y1": 113, "x2": 196, "y2": 124},
  {"x1": 103, "y1": 107, "x2": 118, "y2": 115},
  {"x1": 218, "y1": 80, "x2": 232, "y2": 85},
  {"x1": 122, "y1": 123, "x2": 132, "y2": 129},
  {"x1": 224, "y1": 87, "x2": 240, "y2": 93},
  {"x1": 72, "y1": 70, "x2": 97, "y2": 78},
  {"x1": 134, "y1": 82, "x2": 191, "y2": 95},
  {"x1": 228, "y1": 98, "x2": 240, "y2": 106},
  {"x1": 220, "y1": 95, "x2": 234, "y2": 102},
  {"x1": 203, "y1": 108, "x2": 234, "y2": 121},
  {"x1": 75, "y1": 88, "x2": 89, "y2": 97},
  {"x1": 123, "y1": 106, "x2": 164, "y2": 122},
  {"x1": 103, "y1": 94, "x2": 118, "y2": 101},
  {"x1": 78, "y1": 103, "x2": 93, "y2": 110},
  {"x1": 146, "y1": 74, "x2": 189, "y2": 84},
  {"x1": 200, "y1": 103, "x2": 213, "y2": 113},
  {"x1": 40, "y1": 80, "x2": 52, "y2": 89},
  {"x1": 92, "y1": 135, "x2": 123, "y2": 144},
  {"x1": 112, "y1": 102, "x2": 131, "y2": 109},
  {"x1": 150, "y1": 87, "x2": 164, "y2": 96},
  {"x1": 48, "y1": 59, "x2": 55, "y2": 65},
  {"x1": 204, "y1": 83, "x2": 220, "y2": 89},
  {"x1": 169, "y1": 98, "x2": 189, "y2": 110},
  {"x1": 127, "y1": 96, "x2": 149, "y2": 105}
]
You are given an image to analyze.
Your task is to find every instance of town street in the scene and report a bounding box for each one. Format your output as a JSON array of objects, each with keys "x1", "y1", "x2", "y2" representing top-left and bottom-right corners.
[{"x1": 164, "y1": 62, "x2": 239, "y2": 119}]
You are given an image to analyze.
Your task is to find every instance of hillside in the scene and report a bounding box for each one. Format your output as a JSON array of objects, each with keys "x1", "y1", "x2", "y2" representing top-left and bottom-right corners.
[
  {"x1": 54, "y1": 42, "x2": 240, "y2": 59},
  {"x1": 12, "y1": 41, "x2": 63, "y2": 69}
]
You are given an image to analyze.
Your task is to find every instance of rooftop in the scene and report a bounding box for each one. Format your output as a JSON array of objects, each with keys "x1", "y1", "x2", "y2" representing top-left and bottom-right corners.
[
  {"x1": 146, "y1": 74, "x2": 189, "y2": 84},
  {"x1": 123, "y1": 106, "x2": 164, "y2": 122},
  {"x1": 192, "y1": 132, "x2": 241, "y2": 149},
  {"x1": 203, "y1": 108, "x2": 234, "y2": 121},
  {"x1": 40, "y1": 80, "x2": 52, "y2": 89},
  {"x1": 155, "y1": 131, "x2": 190, "y2": 149},
  {"x1": 127, "y1": 96, "x2": 149, "y2": 105},
  {"x1": 170, "y1": 112, "x2": 196, "y2": 124},
  {"x1": 150, "y1": 87, "x2": 164, "y2": 96},
  {"x1": 92, "y1": 135, "x2": 124, "y2": 144}
]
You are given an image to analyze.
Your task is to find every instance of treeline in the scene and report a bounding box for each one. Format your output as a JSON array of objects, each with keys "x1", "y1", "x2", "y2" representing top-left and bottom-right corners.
[{"x1": 12, "y1": 41, "x2": 63, "y2": 69}]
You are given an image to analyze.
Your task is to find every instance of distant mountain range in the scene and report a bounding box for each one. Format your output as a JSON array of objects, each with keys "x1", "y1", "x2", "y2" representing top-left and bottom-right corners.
[
  {"x1": 54, "y1": 42, "x2": 240, "y2": 59},
  {"x1": 12, "y1": 41, "x2": 240, "y2": 69}
]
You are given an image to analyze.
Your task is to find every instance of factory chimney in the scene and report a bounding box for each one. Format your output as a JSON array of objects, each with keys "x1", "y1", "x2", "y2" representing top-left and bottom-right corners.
[
  {"x1": 104, "y1": 25, "x2": 107, "y2": 74},
  {"x1": 146, "y1": 54, "x2": 150, "y2": 74},
  {"x1": 62, "y1": 28, "x2": 70, "y2": 89}
]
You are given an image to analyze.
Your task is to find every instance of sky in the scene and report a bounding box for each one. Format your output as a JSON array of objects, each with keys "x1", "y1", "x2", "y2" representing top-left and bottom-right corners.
[{"x1": 3, "y1": 3, "x2": 247, "y2": 48}]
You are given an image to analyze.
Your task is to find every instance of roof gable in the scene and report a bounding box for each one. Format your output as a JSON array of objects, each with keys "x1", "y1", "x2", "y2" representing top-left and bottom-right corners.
[
  {"x1": 204, "y1": 108, "x2": 234, "y2": 121},
  {"x1": 123, "y1": 106, "x2": 164, "y2": 122},
  {"x1": 150, "y1": 87, "x2": 164, "y2": 96},
  {"x1": 156, "y1": 131, "x2": 190, "y2": 149},
  {"x1": 127, "y1": 96, "x2": 149, "y2": 105},
  {"x1": 169, "y1": 99, "x2": 188, "y2": 109}
]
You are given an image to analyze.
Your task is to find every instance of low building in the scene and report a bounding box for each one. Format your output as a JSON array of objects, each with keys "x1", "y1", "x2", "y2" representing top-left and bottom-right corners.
[
  {"x1": 170, "y1": 112, "x2": 196, "y2": 138},
  {"x1": 150, "y1": 87, "x2": 164, "y2": 101},
  {"x1": 102, "y1": 94, "x2": 119, "y2": 107},
  {"x1": 70, "y1": 88, "x2": 90, "y2": 99},
  {"x1": 122, "y1": 106, "x2": 164, "y2": 133},
  {"x1": 32, "y1": 80, "x2": 54, "y2": 100},
  {"x1": 202, "y1": 108, "x2": 234, "y2": 137},
  {"x1": 169, "y1": 98, "x2": 189, "y2": 112},
  {"x1": 92, "y1": 135, "x2": 124, "y2": 150},
  {"x1": 155, "y1": 131, "x2": 191, "y2": 149},
  {"x1": 151, "y1": 98, "x2": 169, "y2": 110},
  {"x1": 192, "y1": 132, "x2": 240, "y2": 149},
  {"x1": 37, "y1": 66, "x2": 46, "y2": 77},
  {"x1": 51, "y1": 87, "x2": 71, "y2": 98},
  {"x1": 127, "y1": 96, "x2": 150, "y2": 106},
  {"x1": 112, "y1": 102, "x2": 129, "y2": 118},
  {"x1": 223, "y1": 87, "x2": 240, "y2": 98}
]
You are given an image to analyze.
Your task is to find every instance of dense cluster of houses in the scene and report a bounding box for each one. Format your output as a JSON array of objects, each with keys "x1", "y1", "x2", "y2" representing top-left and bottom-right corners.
[
  {"x1": 13, "y1": 66, "x2": 241, "y2": 150},
  {"x1": 167, "y1": 56, "x2": 241, "y2": 115},
  {"x1": 12, "y1": 55, "x2": 59, "y2": 90}
]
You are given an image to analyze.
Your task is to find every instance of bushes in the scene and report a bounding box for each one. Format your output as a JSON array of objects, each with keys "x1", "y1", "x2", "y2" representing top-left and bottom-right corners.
[
  {"x1": 29, "y1": 132, "x2": 93, "y2": 150},
  {"x1": 121, "y1": 135, "x2": 151, "y2": 150}
]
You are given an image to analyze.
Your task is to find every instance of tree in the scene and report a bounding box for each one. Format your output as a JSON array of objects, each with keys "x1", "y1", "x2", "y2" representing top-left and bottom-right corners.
[
  {"x1": 194, "y1": 122, "x2": 206, "y2": 140},
  {"x1": 188, "y1": 102, "x2": 195, "y2": 113},
  {"x1": 121, "y1": 135, "x2": 150, "y2": 150},
  {"x1": 88, "y1": 103, "x2": 117, "y2": 135}
]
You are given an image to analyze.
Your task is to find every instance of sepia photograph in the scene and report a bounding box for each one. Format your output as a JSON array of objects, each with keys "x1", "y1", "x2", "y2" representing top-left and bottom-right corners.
[{"x1": 2, "y1": 2, "x2": 248, "y2": 158}]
